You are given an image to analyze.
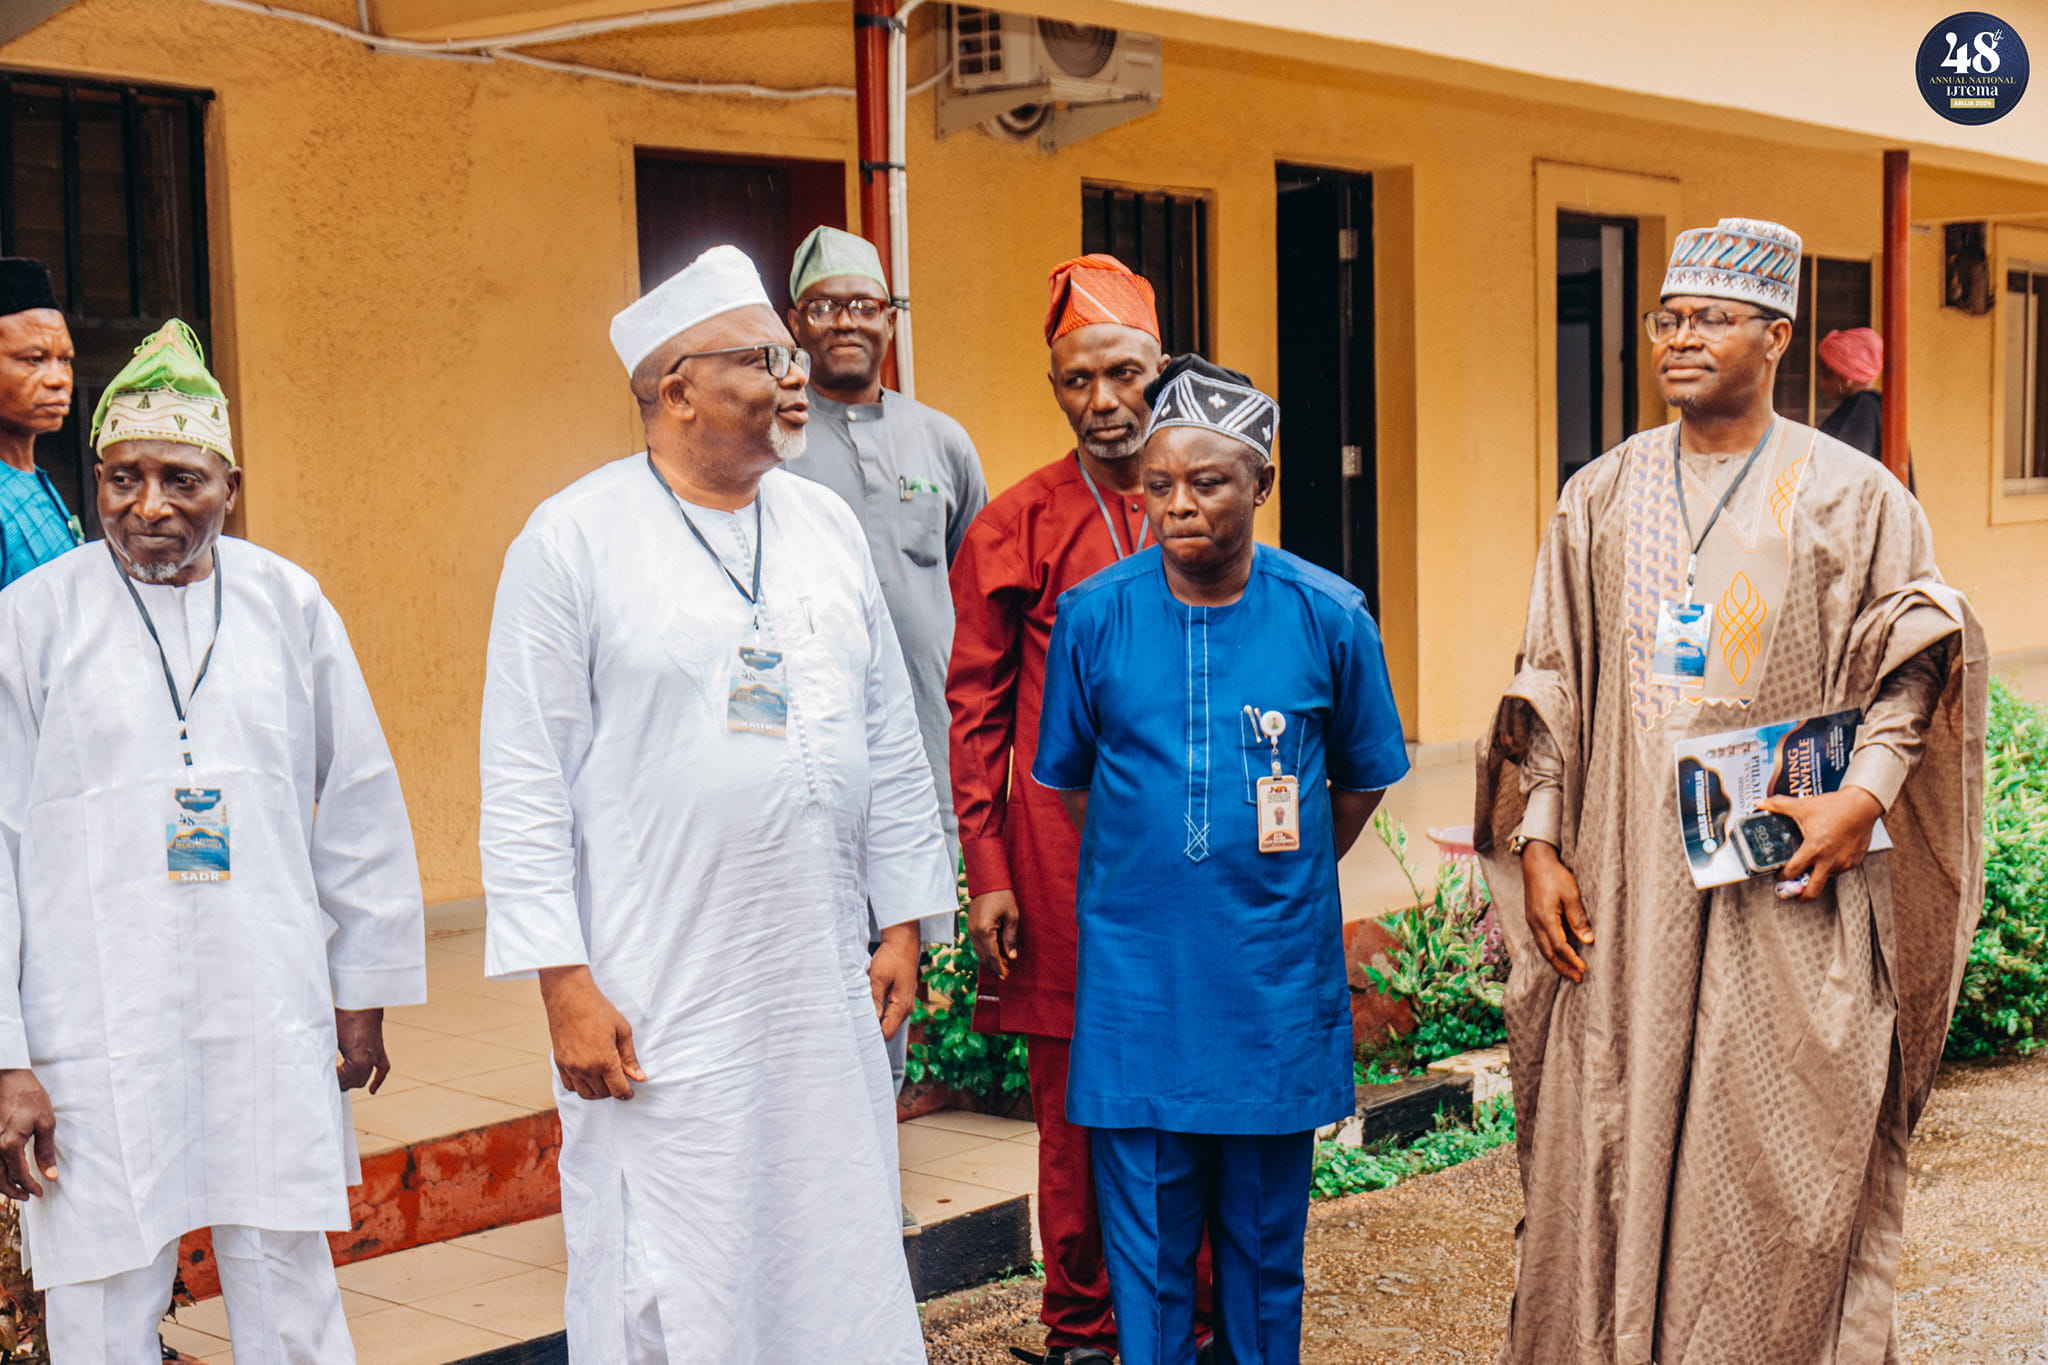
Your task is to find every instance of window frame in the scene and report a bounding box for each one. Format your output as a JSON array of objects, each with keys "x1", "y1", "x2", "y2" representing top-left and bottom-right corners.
[
  {"x1": 1, "y1": 68, "x2": 214, "y2": 538},
  {"x1": 1772, "y1": 254, "x2": 1874, "y2": 428},
  {"x1": 1993, "y1": 225, "x2": 2048, "y2": 524},
  {"x1": 1079, "y1": 181, "x2": 1211, "y2": 359}
]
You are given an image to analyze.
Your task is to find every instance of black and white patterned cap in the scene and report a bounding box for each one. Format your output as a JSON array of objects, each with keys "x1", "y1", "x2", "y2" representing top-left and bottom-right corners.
[{"x1": 1141, "y1": 355, "x2": 1279, "y2": 463}]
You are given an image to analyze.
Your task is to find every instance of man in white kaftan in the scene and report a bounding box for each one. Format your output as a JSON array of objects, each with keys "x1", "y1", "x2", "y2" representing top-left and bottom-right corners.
[
  {"x1": 0, "y1": 320, "x2": 426, "y2": 1364},
  {"x1": 480, "y1": 245, "x2": 948, "y2": 1363}
]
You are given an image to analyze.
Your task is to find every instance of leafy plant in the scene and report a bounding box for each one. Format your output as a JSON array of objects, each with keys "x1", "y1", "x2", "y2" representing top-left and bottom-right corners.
[
  {"x1": 0, "y1": 1201, "x2": 45, "y2": 1361},
  {"x1": 1359, "y1": 815, "x2": 1506, "y2": 1066},
  {"x1": 904, "y1": 877, "x2": 1032, "y2": 1102},
  {"x1": 1310, "y1": 1094, "x2": 1516, "y2": 1201},
  {"x1": 1946, "y1": 676, "x2": 2048, "y2": 1059}
]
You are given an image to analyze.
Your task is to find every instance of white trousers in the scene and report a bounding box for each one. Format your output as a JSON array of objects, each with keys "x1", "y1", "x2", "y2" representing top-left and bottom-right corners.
[{"x1": 44, "y1": 1226, "x2": 354, "y2": 1365}]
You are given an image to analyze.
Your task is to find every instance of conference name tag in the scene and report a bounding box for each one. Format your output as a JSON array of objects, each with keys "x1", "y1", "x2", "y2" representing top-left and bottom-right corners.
[
  {"x1": 1256, "y1": 775, "x2": 1301, "y2": 853},
  {"x1": 167, "y1": 787, "x2": 231, "y2": 883},
  {"x1": 726, "y1": 637, "x2": 789, "y2": 738},
  {"x1": 1650, "y1": 599, "x2": 1712, "y2": 689}
]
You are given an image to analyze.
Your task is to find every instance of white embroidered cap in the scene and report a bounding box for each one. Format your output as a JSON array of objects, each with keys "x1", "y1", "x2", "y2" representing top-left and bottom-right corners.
[{"x1": 609, "y1": 245, "x2": 773, "y2": 375}]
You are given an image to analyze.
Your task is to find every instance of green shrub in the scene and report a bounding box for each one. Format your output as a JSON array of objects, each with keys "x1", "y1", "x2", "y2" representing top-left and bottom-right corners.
[
  {"x1": 1360, "y1": 815, "x2": 1506, "y2": 1066},
  {"x1": 904, "y1": 880, "x2": 1032, "y2": 1102},
  {"x1": 1310, "y1": 1094, "x2": 1516, "y2": 1201},
  {"x1": 1946, "y1": 676, "x2": 2048, "y2": 1059}
]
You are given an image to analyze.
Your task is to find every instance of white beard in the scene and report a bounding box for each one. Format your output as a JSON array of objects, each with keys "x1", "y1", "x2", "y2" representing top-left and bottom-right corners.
[
  {"x1": 1081, "y1": 430, "x2": 1145, "y2": 463},
  {"x1": 126, "y1": 560, "x2": 183, "y2": 583},
  {"x1": 770, "y1": 422, "x2": 808, "y2": 461}
]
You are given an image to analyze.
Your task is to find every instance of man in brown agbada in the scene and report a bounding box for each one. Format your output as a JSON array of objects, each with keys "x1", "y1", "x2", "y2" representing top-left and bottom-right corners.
[{"x1": 1476, "y1": 218, "x2": 1987, "y2": 1365}]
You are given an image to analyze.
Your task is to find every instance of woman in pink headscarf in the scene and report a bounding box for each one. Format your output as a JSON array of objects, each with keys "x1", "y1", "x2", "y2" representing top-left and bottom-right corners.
[{"x1": 1817, "y1": 326, "x2": 1885, "y2": 458}]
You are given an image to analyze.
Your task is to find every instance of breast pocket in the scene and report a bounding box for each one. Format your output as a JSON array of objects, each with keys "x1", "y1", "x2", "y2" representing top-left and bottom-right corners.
[{"x1": 900, "y1": 490, "x2": 946, "y2": 568}]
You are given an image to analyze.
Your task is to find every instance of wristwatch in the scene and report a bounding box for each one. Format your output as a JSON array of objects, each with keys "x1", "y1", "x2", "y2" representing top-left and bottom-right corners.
[{"x1": 1508, "y1": 833, "x2": 1533, "y2": 857}]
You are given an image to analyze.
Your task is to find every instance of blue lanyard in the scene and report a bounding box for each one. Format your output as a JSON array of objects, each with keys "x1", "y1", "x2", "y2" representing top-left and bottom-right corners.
[{"x1": 645, "y1": 456, "x2": 763, "y2": 609}]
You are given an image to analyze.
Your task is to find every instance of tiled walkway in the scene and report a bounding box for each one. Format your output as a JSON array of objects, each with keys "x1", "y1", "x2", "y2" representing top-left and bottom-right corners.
[{"x1": 152, "y1": 748, "x2": 1482, "y2": 1364}]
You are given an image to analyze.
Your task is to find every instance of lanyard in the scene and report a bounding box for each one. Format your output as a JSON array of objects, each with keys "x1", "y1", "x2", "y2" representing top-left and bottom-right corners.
[
  {"x1": 1672, "y1": 421, "x2": 1775, "y2": 603},
  {"x1": 646, "y1": 455, "x2": 763, "y2": 612},
  {"x1": 111, "y1": 541, "x2": 222, "y2": 763},
  {"x1": 1075, "y1": 454, "x2": 1150, "y2": 560}
]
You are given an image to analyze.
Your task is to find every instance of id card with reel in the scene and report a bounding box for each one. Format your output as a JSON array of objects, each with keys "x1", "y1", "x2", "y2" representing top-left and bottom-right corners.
[{"x1": 1244, "y1": 705, "x2": 1300, "y2": 854}]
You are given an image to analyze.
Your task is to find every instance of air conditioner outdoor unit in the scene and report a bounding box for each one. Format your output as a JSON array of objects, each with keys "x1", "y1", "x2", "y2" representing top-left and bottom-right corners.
[
  {"x1": 950, "y1": 8, "x2": 1161, "y2": 103},
  {"x1": 937, "y1": 7, "x2": 1163, "y2": 151}
]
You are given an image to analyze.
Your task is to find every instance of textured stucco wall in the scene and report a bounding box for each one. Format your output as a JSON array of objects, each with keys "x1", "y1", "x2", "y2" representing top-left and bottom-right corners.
[{"x1": 6, "y1": 0, "x2": 2044, "y2": 900}]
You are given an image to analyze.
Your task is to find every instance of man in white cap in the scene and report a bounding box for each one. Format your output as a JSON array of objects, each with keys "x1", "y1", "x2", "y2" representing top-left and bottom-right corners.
[
  {"x1": 783, "y1": 225, "x2": 986, "y2": 1115},
  {"x1": 1477, "y1": 219, "x2": 1985, "y2": 1363},
  {"x1": 0, "y1": 319, "x2": 426, "y2": 1363},
  {"x1": 480, "y1": 244, "x2": 947, "y2": 1361}
]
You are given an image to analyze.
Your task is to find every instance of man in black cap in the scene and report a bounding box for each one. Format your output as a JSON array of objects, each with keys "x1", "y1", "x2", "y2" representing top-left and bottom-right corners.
[{"x1": 0, "y1": 258, "x2": 80, "y2": 589}]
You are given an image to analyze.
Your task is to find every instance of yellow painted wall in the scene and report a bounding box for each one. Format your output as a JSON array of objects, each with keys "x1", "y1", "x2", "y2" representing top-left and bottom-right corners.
[{"x1": 7, "y1": 0, "x2": 2046, "y2": 901}]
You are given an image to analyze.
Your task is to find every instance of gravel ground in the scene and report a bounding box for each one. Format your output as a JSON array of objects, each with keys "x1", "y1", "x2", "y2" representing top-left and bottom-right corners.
[{"x1": 922, "y1": 1048, "x2": 2048, "y2": 1363}]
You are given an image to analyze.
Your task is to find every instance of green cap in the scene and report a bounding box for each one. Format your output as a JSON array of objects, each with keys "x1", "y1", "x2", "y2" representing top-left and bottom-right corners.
[
  {"x1": 91, "y1": 319, "x2": 234, "y2": 464},
  {"x1": 790, "y1": 226, "x2": 888, "y2": 302}
]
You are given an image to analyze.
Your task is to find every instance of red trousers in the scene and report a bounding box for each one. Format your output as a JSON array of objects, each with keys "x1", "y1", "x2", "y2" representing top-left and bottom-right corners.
[{"x1": 1028, "y1": 1034, "x2": 1213, "y2": 1352}]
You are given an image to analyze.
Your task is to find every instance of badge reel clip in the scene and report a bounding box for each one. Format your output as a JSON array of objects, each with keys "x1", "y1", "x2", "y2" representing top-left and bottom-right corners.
[{"x1": 1244, "y1": 706, "x2": 1300, "y2": 854}]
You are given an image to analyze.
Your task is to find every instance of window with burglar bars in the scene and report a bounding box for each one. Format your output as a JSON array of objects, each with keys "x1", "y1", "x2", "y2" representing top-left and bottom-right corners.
[
  {"x1": 1771, "y1": 255, "x2": 1873, "y2": 429},
  {"x1": 1081, "y1": 184, "x2": 1209, "y2": 359},
  {"x1": 1, "y1": 71, "x2": 212, "y2": 537},
  {"x1": 2007, "y1": 261, "x2": 2048, "y2": 492}
]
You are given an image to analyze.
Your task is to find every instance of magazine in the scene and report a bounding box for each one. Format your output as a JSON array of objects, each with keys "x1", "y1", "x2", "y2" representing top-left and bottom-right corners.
[{"x1": 1672, "y1": 708, "x2": 1891, "y2": 890}]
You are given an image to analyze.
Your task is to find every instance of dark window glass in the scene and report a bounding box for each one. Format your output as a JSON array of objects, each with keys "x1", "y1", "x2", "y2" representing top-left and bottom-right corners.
[
  {"x1": 1080, "y1": 184, "x2": 1208, "y2": 358},
  {"x1": 2, "y1": 73, "x2": 212, "y2": 534},
  {"x1": 1773, "y1": 255, "x2": 1872, "y2": 425},
  {"x1": 634, "y1": 150, "x2": 846, "y2": 317}
]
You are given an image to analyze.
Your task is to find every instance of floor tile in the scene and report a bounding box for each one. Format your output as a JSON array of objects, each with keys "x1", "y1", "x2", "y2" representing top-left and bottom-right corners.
[
  {"x1": 446, "y1": 1214, "x2": 566, "y2": 1267},
  {"x1": 339, "y1": 1287, "x2": 391, "y2": 1315},
  {"x1": 901, "y1": 1169, "x2": 1014, "y2": 1223},
  {"x1": 442, "y1": 1061, "x2": 558, "y2": 1112},
  {"x1": 464, "y1": 1016, "x2": 555, "y2": 1057},
  {"x1": 1007, "y1": 1129, "x2": 1041, "y2": 1149},
  {"x1": 382, "y1": 1019, "x2": 458, "y2": 1049},
  {"x1": 354, "y1": 1127, "x2": 406, "y2": 1157},
  {"x1": 897, "y1": 1119, "x2": 1002, "y2": 1167},
  {"x1": 908, "y1": 1110, "x2": 1037, "y2": 1141},
  {"x1": 159, "y1": 1320, "x2": 229, "y2": 1360},
  {"x1": 410, "y1": 1264, "x2": 568, "y2": 1340},
  {"x1": 335, "y1": 1241, "x2": 528, "y2": 1303},
  {"x1": 430, "y1": 974, "x2": 540, "y2": 1008},
  {"x1": 344, "y1": 1085, "x2": 534, "y2": 1146},
  {"x1": 388, "y1": 1035, "x2": 541, "y2": 1085},
  {"x1": 388, "y1": 994, "x2": 536, "y2": 1038},
  {"x1": 909, "y1": 1137, "x2": 1040, "y2": 1194},
  {"x1": 172, "y1": 1295, "x2": 230, "y2": 1337},
  {"x1": 337, "y1": 1304, "x2": 515, "y2": 1365}
]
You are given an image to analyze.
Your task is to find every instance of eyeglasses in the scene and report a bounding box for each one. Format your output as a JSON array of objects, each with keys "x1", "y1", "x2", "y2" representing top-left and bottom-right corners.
[
  {"x1": 663, "y1": 344, "x2": 813, "y2": 380},
  {"x1": 1643, "y1": 308, "x2": 1776, "y2": 344},
  {"x1": 799, "y1": 298, "x2": 891, "y2": 324}
]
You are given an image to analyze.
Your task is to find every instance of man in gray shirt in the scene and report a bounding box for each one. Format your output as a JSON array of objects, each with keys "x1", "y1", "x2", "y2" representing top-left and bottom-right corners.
[{"x1": 785, "y1": 226, "x2": 987, "y2": 1105}]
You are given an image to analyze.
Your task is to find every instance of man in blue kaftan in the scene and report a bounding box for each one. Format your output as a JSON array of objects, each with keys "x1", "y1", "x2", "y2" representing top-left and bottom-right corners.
[{"x1": 1033, "y1": 355, "x2": 1409, "y2": 1365}]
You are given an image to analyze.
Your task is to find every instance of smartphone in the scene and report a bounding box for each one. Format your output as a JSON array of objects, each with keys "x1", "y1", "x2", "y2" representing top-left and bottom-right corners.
[{"x1": 1730, "y1": 811, "x2": 1804, "y2": 876}]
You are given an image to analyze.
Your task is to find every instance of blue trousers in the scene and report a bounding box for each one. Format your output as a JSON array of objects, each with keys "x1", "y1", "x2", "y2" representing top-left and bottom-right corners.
[{"x1": 1091, "y1": 1127, "x2": 1314, "y2": 1365}]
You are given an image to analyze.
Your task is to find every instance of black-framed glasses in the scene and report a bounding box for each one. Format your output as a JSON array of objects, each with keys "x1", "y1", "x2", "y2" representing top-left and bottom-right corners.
[
  {"x1": 799, "y1": 297, "x2": 891, "y2": 324},
  {"x1": 663, "y1": 344, "x2": 813, "y2": 380},
  {"x1": 1643, "y1": 308, "x2": 1776, "y2": 344}
]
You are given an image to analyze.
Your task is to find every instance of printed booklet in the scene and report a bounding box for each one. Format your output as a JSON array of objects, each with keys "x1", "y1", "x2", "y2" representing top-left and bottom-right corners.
[{"x1": 1673, "y1": 708, "x2": 1891, "y2": 889}]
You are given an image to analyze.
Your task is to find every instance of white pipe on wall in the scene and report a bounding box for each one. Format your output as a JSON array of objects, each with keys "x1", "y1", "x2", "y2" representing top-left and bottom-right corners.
[{"x1": 888, "y1": 0, "x2": 922, "y2": 397}]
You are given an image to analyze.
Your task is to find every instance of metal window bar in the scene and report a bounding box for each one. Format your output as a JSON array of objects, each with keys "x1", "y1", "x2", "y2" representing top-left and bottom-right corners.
[{"x1": 1, "y1": 70, "x2": 212, "y2": 537}]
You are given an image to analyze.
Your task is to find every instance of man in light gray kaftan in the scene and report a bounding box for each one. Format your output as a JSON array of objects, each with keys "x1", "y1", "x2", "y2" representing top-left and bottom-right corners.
[{"x1": 1477, "y1": 219, "x2": 1985, "y2": 1365}]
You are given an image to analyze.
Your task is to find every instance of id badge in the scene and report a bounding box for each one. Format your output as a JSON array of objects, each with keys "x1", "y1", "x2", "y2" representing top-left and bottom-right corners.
[
  {"x1": 167, "y1": 787, "x2": 231, "y2": 883},
  {"x1": 1650, "y1": 599, "x2": 1712, "y2": 688},
  {"x1": 726, "y1": 632, "x2": 789, "y2": 738},
  {"x1": 1256, "y1": 775, "x2": 1301, "y2": 853}
]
